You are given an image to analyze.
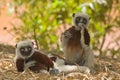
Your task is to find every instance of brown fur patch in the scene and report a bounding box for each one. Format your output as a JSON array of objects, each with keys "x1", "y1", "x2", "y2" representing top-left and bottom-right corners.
[
  {"x1": 16, "y1": 58, "x2": 24, "y2": 72},
  {"x1": 66, "y1": 26, "x2": 82, "y2": 49},
  {"x1": 65, "y1": 26, "x2": 90, "y2": 50},
  {"x1": 25, "y1": 50, "x2": 54, "y2": 71},
  {"x1": 84, "y1": 28, "x2": 90, "y2": 46},
  {"x1": 16, "y1": 50, "x2": 54, "y2": 72}
]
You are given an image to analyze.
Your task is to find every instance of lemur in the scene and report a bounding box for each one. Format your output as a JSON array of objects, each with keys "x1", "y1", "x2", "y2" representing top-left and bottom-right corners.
[
  {"x1": 61, "y1": 12, "x2": 94, "y2": 71},
  {"x1": 14, "y1": 40, "x2": 54, "y2": 73}
]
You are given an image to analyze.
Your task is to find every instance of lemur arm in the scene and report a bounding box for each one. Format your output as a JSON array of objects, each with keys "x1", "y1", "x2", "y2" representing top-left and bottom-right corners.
[{"x1": 16, "y1": 58, "x2": 24, "y2": 72}]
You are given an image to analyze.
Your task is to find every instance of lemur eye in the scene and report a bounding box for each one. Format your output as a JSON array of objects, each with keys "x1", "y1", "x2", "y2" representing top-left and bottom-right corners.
[
  {"x1": 28, "y1": 47, "x2": 31, "y2": 51},
  {"x1": 83, "y1": 19, "x2": 87, "y2": 24},
  {"x1": 20, "y1": 48, "x2": 25, "y2": 52},
  {"x1": 76, "y1": 17, "x2": 80, "y2": 22},
  {"x1": 27, "y1": 46, "x2": 32, "y2": 51}
]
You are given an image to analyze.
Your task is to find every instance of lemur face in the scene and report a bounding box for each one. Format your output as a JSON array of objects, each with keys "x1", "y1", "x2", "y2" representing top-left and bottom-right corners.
[
  {"x1": 75, "y1": 17, "x2": 87, "y2": 26},
  {"x1": 72, "y1": 12, "x2": 90, "y2": 30},
  {"x1": 15, "y1": 40, "x2": 34, "y2": 58},
  {"x1": 20, "y1": 45, "x2": 32, "y2": 56}
]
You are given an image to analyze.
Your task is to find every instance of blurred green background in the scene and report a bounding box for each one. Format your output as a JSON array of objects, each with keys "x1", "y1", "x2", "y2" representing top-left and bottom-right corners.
[{"x1": 11, "y1": 0, "x2": 120, "y2": 57}]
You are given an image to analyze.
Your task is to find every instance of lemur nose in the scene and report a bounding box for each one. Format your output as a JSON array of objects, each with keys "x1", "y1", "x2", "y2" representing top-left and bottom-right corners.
[
  {"x1": 80, "y1": 19, "x2": 83, "y2": 22},
  {"x1": 25, "y1": 48, "x2": 28, "y2": 51}
]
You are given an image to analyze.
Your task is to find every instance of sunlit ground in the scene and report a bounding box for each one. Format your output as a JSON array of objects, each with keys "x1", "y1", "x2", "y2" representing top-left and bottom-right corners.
[{"x1": 0, "y1": 46, "x2": 120, "y2": 80}]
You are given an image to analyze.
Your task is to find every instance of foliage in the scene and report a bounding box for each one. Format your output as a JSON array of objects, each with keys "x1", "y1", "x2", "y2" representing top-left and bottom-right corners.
[{"x1": 12, "y1": 0, "x2": 120, "y2": 56}]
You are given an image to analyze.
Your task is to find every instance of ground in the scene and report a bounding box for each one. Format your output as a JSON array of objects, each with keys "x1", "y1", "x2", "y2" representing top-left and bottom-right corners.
[{"x1": 0, "y1": 44, "x2": 120, "y2": 80}]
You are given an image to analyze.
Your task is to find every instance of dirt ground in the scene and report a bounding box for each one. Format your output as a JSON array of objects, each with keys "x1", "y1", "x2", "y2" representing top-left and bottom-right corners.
[{"x1": 0, "y1": 44, "x2": 120, "y2": 80}]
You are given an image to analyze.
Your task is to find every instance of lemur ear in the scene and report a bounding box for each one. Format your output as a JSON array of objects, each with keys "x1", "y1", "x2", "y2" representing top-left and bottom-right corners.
[
  {"x1": 50, "y1": 57, "x2": 57, "y2": 62},
  {"x1": 32, "y1": 42, "x2": 34, "y2": 45},
  {"x1": 15, "y1": 44, "x2": 17, "y2": 48},
  {"x1": 72, "y1": 13, "x2": 75, "y2": 17}
]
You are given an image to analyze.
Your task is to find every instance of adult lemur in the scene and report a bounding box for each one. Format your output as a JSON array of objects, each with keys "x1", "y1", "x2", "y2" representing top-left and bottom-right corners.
[
  {"x1": 61, "y1": 12, "x2": 94, "y2": 71},
  {"x1": 14, "y1": 40, "x2": 54, "y2": 73}
]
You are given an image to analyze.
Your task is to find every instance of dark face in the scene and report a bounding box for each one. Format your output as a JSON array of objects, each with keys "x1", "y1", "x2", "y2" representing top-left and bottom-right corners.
[
  {"x1": 75, "y1": 16, "x2": 87, "y2": 26},
  {"x1": 20, "y1": 46, "x2": 32, "y2": 57}
]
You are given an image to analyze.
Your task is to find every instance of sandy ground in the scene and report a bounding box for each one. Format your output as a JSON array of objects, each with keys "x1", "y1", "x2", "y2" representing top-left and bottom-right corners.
[{"x1": 0, "y1": 47, "x2": 120, "y2": 80}]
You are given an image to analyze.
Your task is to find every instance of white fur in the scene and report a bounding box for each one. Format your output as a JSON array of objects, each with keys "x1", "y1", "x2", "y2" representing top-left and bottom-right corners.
[
  {"x1": 80, "y1": 28, "x2": 94, "y2": 70},
  {"x1": 48, "y1": 54, "x2": 65, "y2": 66},
  {"x1": 47, "y1": 53, "x2": 54, "y2": 58},
  {"x1": 40, "y1": 70, "x2": 49, "y2": 74},
  {"x1": 49, "y1": 54, "x2": 90, "y2": 74},
  {"x1": 24, "y1": 61, "x2": 36, "y2": 70},
  {"x1": 80, "y1": 27, "x2": 85, "y2": 48},
  {"x1": 61, "y1": 31, "x2": 72, "y2": 53},
  {"x1": 58, "y1": 65, "x2": 90, "y2": 74},
  {"x1": 83, "y1": 47, "x2": 94, "y2": 70},
  {"x1": 56, "y1": 57, "x2": 65, "y2": 65},
  {"x1": 15, "y1": 40, "x2": 34, "y2": 59}
]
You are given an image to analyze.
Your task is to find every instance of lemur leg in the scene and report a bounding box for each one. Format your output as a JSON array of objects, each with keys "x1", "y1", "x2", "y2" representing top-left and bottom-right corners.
[
  {"x1": 80, "y1": 27, "x2": 94, "y2": 71},
  {"x1": 29, "y1": 62, "x2": 47, "y2": 73},
  {"x1": 83, "y1": 47, "x2": 94, "y2": 71},
  {"x1": 61, "y1": 31, "x2": 72, "y2": 47}
]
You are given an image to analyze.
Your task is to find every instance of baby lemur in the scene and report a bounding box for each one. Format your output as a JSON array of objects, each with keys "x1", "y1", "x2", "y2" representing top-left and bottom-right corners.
[{"x1": 14, "y1": 40, "x2": 54, "y2": 73}]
